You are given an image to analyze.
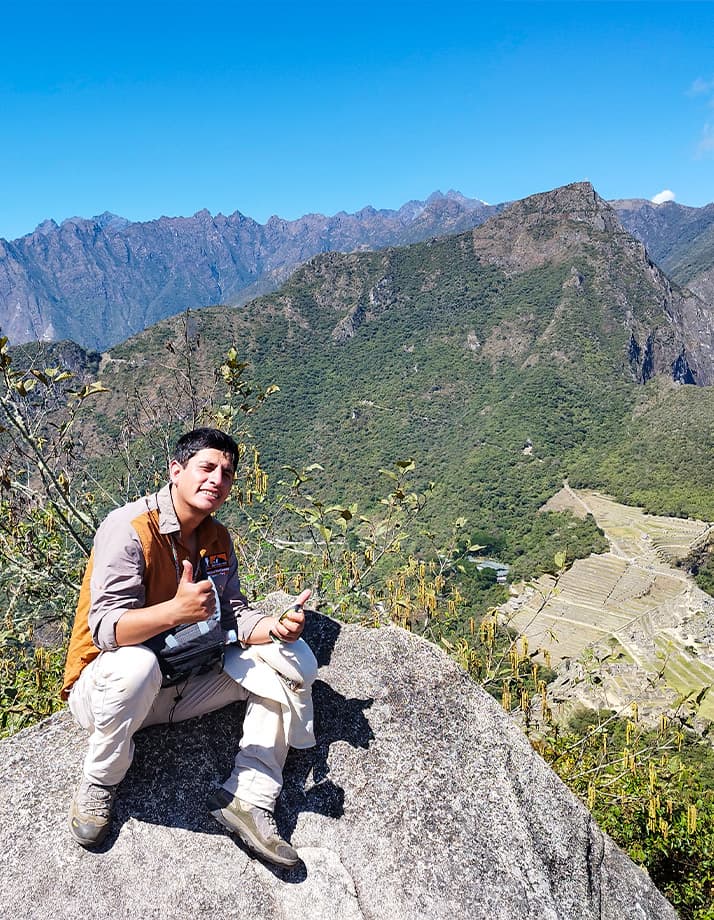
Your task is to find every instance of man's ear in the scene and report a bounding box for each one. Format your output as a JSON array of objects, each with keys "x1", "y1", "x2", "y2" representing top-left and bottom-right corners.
[{"x1": 168, "y1": 459, "x2": 184, "y2": 484}]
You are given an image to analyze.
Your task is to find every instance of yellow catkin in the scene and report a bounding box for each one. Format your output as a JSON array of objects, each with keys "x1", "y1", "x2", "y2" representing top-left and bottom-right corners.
[
  {"x1": 587, "y1": 783, "x2": 596, "y2": 809},
  {"x1": 631, "y1": 701, "x2": 639, "y2": 722},
  {"x1": 687, "y1": 804, "x2": 697, "y2": 834},
  {"x1": 35, "y1": 647, "x2": 47, "y2": 688},
  {"x1": 648, "y1": 762, "x2": 657, "y2": 793}
]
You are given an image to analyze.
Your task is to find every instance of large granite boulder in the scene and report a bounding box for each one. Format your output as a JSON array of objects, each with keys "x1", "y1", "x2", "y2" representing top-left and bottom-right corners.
[{"x1": 0, "y1": 612, "x2": 676, "y2": 919}]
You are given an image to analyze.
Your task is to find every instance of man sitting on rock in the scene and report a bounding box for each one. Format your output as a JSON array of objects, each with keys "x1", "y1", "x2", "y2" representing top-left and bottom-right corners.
[{"x1": 62, "y1": 427, "x2": 317, "y2": 867}]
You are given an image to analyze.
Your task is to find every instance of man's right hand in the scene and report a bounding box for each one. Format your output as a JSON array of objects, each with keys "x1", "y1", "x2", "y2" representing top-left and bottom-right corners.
[
  {"x1": 115, "y1": 560, "x2": 216, "y2": 646},
  {"x1": 173, "y1": 560, "x2": 216, "y2": 623}
]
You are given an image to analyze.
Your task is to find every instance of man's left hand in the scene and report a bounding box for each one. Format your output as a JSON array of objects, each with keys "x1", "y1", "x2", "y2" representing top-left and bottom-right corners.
[{"x1": 270, "y1": 588, "x2": 311, "y2": 642}]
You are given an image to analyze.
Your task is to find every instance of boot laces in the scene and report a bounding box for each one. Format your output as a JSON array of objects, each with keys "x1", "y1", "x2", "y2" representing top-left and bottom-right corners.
[
  {"x1": 77, "y1": 781, "x2": 116, "y2": 818},
  {"x1": 252, "y1": 806, "x2": 279, "y2": 839}
]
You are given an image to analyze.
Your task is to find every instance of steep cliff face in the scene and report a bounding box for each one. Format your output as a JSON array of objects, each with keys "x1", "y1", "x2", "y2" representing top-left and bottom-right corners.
[
  {"x1": 0, "y1": 194, "x2": 501, "y2": 351},
  {"x1": 614, "y1": 198, "x2": 714, "y2": 369},
  {"x1": 0, "y1": 614, "x2": 676, "y2": 919}
]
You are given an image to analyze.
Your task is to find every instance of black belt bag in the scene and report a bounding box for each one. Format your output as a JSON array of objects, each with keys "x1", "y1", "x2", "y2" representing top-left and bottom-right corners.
[{"x1": 146, "y1": 617, "x2": 226, "y2": 687}]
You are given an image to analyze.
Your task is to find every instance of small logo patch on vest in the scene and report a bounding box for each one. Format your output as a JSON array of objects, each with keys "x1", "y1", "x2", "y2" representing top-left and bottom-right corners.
[{"x1": 205, "y1": 552, "x2": 230, "y2": 575}]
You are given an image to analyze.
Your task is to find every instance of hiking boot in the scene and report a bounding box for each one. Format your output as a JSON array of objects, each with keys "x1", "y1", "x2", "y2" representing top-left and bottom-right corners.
[
  {"x1": 68, "y1": 777, "x2": 117, "y2": 848},
  {"x1": 207, "y1": 788, "x2": 299, "y2": 867}
]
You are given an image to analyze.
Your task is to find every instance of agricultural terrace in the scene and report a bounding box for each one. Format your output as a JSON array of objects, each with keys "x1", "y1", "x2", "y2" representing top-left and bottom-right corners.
[{"x1": 499, "y1": 486, "x2": 714, "y2": 724}]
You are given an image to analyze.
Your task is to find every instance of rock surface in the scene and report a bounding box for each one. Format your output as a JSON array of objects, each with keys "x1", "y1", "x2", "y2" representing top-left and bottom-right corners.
[{"x1": 0, "y1": 614, "x2": 676, "y2": 920}]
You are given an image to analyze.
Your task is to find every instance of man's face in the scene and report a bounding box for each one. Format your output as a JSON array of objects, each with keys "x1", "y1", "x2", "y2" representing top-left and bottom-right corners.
[{"x1": 169, "y1": 448, "x2": 235, "y2": 520}]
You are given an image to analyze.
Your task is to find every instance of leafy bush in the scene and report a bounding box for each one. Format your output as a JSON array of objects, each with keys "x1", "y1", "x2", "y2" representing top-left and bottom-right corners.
[{"x1": 535, "y1": 709, "x2": 714, "y2": 919}]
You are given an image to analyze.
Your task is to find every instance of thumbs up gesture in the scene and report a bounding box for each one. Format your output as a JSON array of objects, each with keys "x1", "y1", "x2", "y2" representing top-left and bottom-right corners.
[{"x1": 174, "y1": 559, "x2": 215, "y2": 623}]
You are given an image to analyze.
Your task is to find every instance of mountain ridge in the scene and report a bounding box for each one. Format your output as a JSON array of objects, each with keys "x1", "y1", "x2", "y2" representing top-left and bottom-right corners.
[
  {"x1": 0, "y1": 192, "x2": 503, "y2": 350},
  {"x1": 3, "y1": 184, "x2": 714, "y2": 355}
]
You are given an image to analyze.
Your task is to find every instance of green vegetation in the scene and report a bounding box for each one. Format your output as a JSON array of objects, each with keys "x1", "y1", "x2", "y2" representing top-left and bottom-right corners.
[
  {"x1": 694, "y1": 558, "x2": 714, "y2": 595},
  {"x1": 86, "y1": 225, "x2": 712, "y2": 587},
  {"x1": 1, "y1": 628, "x2": 67, "y2": 736},
  {"x1": 539, "y1": 709, "x2": 714, "y2": 919},
  {"x1": 569, "y1": 378, "x2": 714, "y2": 520}
]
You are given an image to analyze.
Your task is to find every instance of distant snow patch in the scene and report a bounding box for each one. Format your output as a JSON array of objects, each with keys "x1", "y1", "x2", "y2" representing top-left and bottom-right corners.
[{"x1": 651, "y1": 189, "x2": 676, "y2": 204}]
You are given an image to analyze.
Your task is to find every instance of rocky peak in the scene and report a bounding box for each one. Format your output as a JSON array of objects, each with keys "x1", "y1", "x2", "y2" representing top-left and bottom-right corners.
[
  {"x1": 470, "y1": 182, "x2": 626, "y2": 273},
  {"x1": 468, "y1": 183, "x2": 714, "y2": 385},
  {"x1": 93, "y1": 212, "x2": 130, "y2": 232},
  {"x1": 33, "y1": 218, "x2": 60, "y2": 236}
]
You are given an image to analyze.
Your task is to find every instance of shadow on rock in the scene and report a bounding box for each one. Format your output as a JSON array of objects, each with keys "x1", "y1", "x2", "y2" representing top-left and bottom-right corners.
[
  {"x1": 301, "y1": 609, "x2": 341, "y2": 668},
  {"x1": 100, "y1": 615, "x2": 373, "y2": 871},
  {"x1": 279, "y1": 679, "x2": 374, "y2": 838}
]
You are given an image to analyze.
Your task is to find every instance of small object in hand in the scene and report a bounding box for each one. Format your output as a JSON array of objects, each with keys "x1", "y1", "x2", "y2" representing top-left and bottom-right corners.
[{"x1": 269, "y1": 603, "x2": 302, "y2": 643}]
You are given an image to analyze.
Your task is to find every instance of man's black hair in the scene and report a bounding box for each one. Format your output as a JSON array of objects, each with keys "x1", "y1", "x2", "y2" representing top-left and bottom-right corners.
[{"x1": 172, "y1": 428, "x2": 239, "y2": 472}]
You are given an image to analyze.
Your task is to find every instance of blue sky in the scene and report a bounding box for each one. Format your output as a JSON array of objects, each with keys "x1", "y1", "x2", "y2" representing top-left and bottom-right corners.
[{"x1": 1, "y1": 0, "x2": 713, "y2": 241}]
